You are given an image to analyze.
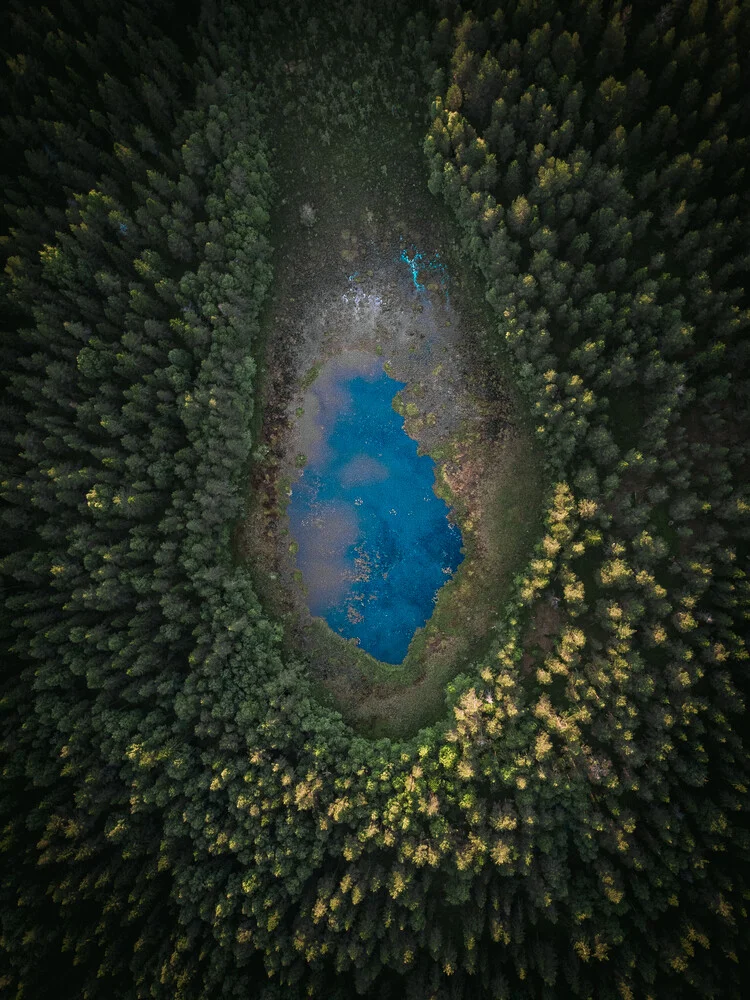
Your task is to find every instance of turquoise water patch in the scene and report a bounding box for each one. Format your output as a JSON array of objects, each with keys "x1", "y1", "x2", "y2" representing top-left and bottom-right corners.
[
  {"x1": 289, "y1": 355, "x2": 463, "y2": 664},
  {"x1": 398, "y1": 239, "x2": 449, "y2": 300}
]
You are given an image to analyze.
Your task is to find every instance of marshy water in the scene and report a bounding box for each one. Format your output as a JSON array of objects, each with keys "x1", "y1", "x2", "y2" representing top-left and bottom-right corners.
[{"x1": 288, "y1": 354, "x2": 463, "y2": 663}]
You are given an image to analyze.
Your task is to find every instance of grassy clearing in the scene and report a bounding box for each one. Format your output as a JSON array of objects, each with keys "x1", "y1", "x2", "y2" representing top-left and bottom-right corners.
[{"x1": 239, "y1": 108, "x2": 546, "y2": 739}]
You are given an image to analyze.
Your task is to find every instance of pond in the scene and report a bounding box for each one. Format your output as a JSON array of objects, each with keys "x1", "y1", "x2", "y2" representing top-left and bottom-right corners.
[{"x1": 288, "y1": 353, "x2": 464, "y2": 664}]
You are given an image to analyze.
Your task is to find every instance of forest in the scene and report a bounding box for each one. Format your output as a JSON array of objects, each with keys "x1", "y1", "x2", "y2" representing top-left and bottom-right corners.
[{"x1": 0, "y1": 1, "x2": 748, "y2": 998}]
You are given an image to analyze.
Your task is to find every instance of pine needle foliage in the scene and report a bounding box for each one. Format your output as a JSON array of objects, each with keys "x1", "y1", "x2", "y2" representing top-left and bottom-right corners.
[{"x1": 1, "y1": 1, "x2": 748, "y2": 997}]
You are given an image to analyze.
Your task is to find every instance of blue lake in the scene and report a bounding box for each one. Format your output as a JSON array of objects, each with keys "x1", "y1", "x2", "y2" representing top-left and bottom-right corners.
[{"x1": 289, "y1": 354, "x2": 464, "y2": 664}]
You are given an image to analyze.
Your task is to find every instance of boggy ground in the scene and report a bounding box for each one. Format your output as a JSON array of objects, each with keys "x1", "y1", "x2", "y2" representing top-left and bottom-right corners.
[{"x1": 237, "y1": 118, "x2": 544, "y2": 738}]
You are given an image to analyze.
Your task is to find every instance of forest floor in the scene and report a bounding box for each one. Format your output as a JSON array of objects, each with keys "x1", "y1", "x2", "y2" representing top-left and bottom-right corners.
[{"x1": 236, "y1": 115, "x2": 545, "y2": 738}]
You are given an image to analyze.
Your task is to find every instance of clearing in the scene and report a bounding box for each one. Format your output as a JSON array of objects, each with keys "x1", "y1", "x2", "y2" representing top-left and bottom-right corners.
[{"x1": 236, "y1": 115, "x2": 545, "y2": 738}]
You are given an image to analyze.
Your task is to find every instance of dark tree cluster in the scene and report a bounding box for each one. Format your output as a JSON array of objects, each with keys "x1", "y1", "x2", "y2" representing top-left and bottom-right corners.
[
  {"x1": 1, "y1": 1, "x2": 277, "y2": 995},
  {"x1": 1, "y1": 1, "x2": 748, "y2": 998},
  {"x1": 419, "y1": 0, "x2": 750, "y2": 993}
]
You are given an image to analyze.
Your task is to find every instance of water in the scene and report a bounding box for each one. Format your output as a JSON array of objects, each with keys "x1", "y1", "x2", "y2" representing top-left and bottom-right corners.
[
  {"x1": 398, "y1": 239, "x2": 449, "y2": 301},
  {"x1": 289, "y1": 354, "x2": 463, "y2": 664}
]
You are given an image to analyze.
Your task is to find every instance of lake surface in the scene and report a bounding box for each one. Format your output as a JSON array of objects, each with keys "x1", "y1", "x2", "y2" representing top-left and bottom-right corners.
[{"x1": 289, "y1": 354, "x2": 463, "y2": 664}]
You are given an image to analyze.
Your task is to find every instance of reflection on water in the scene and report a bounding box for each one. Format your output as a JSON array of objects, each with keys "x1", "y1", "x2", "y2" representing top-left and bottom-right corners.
[{"x1": 289, "y1": 353, "x2": 463, "y2": 664}]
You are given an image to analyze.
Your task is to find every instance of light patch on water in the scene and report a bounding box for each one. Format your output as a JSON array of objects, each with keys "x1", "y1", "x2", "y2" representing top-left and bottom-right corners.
[
  {"x1": 339, "y1": 454, "x2": 390, "y2": 488},
  {"x1": 292, "y1": 498, "x2": 360, "y2": 608}
]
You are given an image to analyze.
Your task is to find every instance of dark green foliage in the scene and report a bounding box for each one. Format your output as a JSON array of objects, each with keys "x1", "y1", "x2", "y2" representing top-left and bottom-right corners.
[
  {"x1": 420, "y1": 0, "x2": 750, "y2": 994},
  {"x1": 1, "y1": 1, "x2": 277, "y2": 994},
  {"x1": 1, "y1": 1, "x2": 748, "y2": 998}
]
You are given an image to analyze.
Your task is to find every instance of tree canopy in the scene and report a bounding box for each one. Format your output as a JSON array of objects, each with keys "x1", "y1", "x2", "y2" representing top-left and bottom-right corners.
[{"x1": 1, "y1": 1, "x2": 748, "y2": 997}]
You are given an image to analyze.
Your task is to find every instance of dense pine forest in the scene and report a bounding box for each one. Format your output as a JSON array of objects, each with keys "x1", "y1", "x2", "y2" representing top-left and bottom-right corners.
[{"x1": 1, "y1": 1, "x2": 748, "y2": 997}]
